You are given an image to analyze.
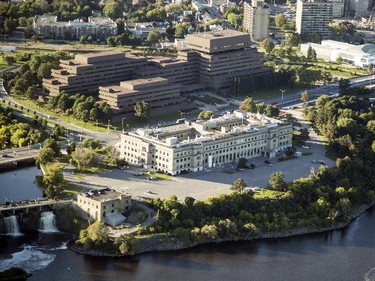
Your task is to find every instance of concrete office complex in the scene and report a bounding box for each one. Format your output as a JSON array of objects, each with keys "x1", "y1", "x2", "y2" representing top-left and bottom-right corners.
[
  {"x1": 179, "y1": 30, "x2": 269, "y2": 95},
  {"x1": 76, "y1": 188, "x2": 132, "y2": 226},
  {"x1": 296, "y1": 0, "x2": 333, "y2": 39},
  {"x1": 301, "y1": 40, "x2": 375, "y2": 67},
  {"x1": 99, "y1": 77, "x2": 183, "y2": 115},
  {"x1": 132, "y1": 56, "x2": 198, "y2": 88},
  {"x1": 43, "y1": 51, "x2": 147, "y2": 96},
  {"x1": 44, "y1": 31, "x2": 268, "y2": 110},
  {"x1": 243, "y1": 0, "x2": 270, "y2": 41},
  {"x1": 33, "y1": 16, "x2": 117, "y2": 40},
  {"x1": 120, "y1": 111, "x2": 292, "y2": 175}
]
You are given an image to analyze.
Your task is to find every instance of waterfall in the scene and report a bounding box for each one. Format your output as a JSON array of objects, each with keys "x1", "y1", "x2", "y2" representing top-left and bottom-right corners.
[
  {"x1": 3, "y1": 215, "x2": 22, "y2": 236},
  {"x1": 38, "y1": 211, "x2": 59, "y2": 233}
]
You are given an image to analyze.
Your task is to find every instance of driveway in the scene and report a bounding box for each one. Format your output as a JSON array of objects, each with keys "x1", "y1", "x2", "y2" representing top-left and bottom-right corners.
[{"x1": 64, "y1": 109, "x2": 334, "y2": 201}]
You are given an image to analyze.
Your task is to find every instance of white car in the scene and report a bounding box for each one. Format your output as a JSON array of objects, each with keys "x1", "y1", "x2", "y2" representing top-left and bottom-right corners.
[{"x1": 302, "y1": 145, "x2": 309, "y2": 149}]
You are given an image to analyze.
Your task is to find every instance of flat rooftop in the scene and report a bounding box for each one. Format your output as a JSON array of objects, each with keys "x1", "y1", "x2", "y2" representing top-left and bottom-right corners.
[{"x1": 80, "y1": 188, "x2": 129, "y2": 201}]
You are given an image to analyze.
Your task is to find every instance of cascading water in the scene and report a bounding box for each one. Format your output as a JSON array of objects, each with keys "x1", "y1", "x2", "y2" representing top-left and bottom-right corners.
[
  {"x1": 3, "y1": 215, "x2": 22, "y2": 236},
  {"x1": 38, "y1": 211, "x2": 59, "y2": 233}
]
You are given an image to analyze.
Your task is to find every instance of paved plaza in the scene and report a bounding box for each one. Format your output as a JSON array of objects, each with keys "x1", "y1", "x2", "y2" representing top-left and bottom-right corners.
[{"x1": 67, "y1": 109, "x2": 334, "y2": 201}]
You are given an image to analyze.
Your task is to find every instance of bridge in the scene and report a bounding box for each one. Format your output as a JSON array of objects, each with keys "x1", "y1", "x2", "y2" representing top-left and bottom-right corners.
[
  {"x1": 0, "y1": 145, "x2": 41, "y2": 166},
  {"x1": 0, "y1": 198, "x2": 72, "y2": 215}
]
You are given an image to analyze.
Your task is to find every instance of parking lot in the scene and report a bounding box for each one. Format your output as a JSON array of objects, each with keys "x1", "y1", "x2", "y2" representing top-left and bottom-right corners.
[{"x1": 75, "y1": 109, "x2": 334, "y2": 201}]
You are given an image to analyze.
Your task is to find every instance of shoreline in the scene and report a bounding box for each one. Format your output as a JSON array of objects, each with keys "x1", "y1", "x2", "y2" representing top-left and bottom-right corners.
[{"x1": 69, "y1": 202, "x2": 374, "y2": 257}]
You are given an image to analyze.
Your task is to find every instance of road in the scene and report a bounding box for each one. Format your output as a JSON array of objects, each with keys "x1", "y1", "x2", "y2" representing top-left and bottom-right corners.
[{"x1": 0, "y1": 66, "x2": 120, "y2": 145}]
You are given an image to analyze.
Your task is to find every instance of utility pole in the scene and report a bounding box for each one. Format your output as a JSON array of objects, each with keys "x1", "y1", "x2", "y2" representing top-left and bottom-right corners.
[{"x1": 280, "y1": 89, "x2": 285, "y2": 100}]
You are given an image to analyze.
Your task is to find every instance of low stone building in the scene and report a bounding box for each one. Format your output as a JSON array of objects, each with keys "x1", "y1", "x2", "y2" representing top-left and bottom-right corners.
[{"x1": 76, "y1": 188, "x2": 131, "y2": 226}]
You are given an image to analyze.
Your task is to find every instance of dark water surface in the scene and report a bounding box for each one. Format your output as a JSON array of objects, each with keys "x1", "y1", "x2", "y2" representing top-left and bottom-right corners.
[{"x1": 1, "y1": 166, "x2": 375, "y2": 281}]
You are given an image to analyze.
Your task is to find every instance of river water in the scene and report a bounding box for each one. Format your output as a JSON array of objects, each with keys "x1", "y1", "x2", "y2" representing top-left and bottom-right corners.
[{"x1": 1, "y1": 166, "x2": 375, "y2": 281}]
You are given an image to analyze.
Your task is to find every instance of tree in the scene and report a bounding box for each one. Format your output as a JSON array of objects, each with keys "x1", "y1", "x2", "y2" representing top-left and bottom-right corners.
[
  {"x1": 338, "y1": 78, "x2": 351, "y2": 95},
  {"x1": 103, "y1": 0, "x2": 123, "y2": 19},
  {"x1": 71, "y1": 147, "x2": 96, "y2": 170},
  {"x1": 268, "y1": 171, "x2": 287, "y2": 191},
  {"x1": 134, "y1": 101, "x2": 150, "y2": 119},
  {"x1": 307, "y1": 46, "x2": 317, "y2": 61},
  {"x1": 264, "y1": 104, "x2": 279, "y2": 118},
  {"x1": 43, "y1": 163, "x2": 64, "y2": 198},
  {"x1": 146, "y1": 31, "x2": 162, "y2": 45},
  {"x1": 231, "y1": 178, "x2": 247, "y2": 193},
  {"x1": 43, "y1": 138, "x2": 61, "y2": 157},
  {"x1": 174, "y1": 22, "x2": 190, "y2": 38},
  {"x1": 301, "y1": 90, "x2": 310, "y2": 103},
  {"x1": 35, "y1": 147, "x2": 55, "y2": 165},
  {"x1": 275, "y1": 14, "x2": 286, "y2": 28},
  {"x1": 4, "y1": 56, "x2": 15, "y2": 65},
  {"x1": 336, "y1": 56, "x2": 343, "y2": 64},
  {"x1": 198, "y1": 110, "x2": 214, "y2": 119},
  {"x1": 239, "y1": 97, "x2": 257, "y2": 113},
  {"x1": 261, "y1": 39, "x2": 275, "y2": 54}
]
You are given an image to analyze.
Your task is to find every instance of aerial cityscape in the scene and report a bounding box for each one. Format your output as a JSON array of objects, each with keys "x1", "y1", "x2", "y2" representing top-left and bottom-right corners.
[{"x1": 1, "y1": 0, "x2": 375, "y2": 280}]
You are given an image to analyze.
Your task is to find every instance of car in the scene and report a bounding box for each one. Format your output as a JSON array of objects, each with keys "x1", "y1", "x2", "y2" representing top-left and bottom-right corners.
[
  {"x1": 147, "y1": 176, "x2": 157, "y2": 180},
  {"x1": 1, "y1": 154, "x2": 13, "y2": 158},
  {"x1": 302, "y1": 145, "x2": 309, "y2": 149},
  {"x1": 318, "y1": 160, "x2": 326, "y2": 165},
  {"x1": 311, "y1": 160, "x2": 318, "y2": 164}
]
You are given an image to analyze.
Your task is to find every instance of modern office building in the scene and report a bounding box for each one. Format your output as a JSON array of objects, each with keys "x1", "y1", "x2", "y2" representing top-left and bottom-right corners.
[
  {"x1": 296, "y1": 0, "x2": 333, "y2": 39},
  {"x1": 243, "y1": 0, "x2": 270, "y2": 41},
  {"x1": 99, "y1": 77, "x2": 183, "y2": 115},
  {"x1": 44, "y1": 30, "x2": 269, "y2": 103},
  {"x1": 178, "y1": 30, "x2": 269, "y2": 95},
  {"x1": 300, "y1": 40, "x2": 375, "y2": 67},
  {"x1": 120, "y1": 111, "x2": 292, "y2": 175},
  {"x1": 132, "y1": 56, "x2": 198, "y2": 88},
  {"x1": 76, "y1": 188, "x2": 132, "y2": 226},
  {"x1": 43, "y1": 51, "x2": 148, "y2": 96},
  {"x1": 33, "y1": 16, "x2": 118, "y2": 40}
]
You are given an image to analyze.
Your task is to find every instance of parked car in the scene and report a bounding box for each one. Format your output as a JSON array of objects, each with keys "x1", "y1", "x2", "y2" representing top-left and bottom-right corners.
[{"x1": 318, "y1": 160, "x2": 326, "y2": 165}]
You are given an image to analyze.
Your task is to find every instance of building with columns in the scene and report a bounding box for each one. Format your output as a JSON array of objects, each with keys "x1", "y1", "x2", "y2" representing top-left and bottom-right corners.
[{"x1": 120, "y1": 111, "x2": 292, "y2": 175}]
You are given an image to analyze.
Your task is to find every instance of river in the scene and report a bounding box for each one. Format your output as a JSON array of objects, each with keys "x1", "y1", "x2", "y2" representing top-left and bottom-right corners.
[{"x1": 1, "y1": 166, "x2": 375, "y2": 281}]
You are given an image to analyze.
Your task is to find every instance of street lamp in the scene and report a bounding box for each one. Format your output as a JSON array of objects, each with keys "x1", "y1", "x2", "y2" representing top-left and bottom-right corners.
[
  {"x1": 107, "y1": 120, "x2": 110, "y2": 133},
  {"x1": 279, "y1": 89, "x2": 285, "y2": 100}
]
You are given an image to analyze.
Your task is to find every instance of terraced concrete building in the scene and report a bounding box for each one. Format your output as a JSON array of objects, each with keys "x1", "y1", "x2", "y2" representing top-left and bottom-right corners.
[
  {"x1": 120, "y1": 111, "x2": 292, "y2": 175},
  {"x1": 99, "y1": 77, "x2": 183, "y2": 115},
  {"x1": 43, "y1": 51, "x2": 147, "y2": 96}
]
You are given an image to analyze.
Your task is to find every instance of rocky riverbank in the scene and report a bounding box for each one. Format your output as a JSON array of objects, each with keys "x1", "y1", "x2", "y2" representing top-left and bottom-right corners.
[{"x1": 69, "y1": 203, "x2": 374, "y2": 257}]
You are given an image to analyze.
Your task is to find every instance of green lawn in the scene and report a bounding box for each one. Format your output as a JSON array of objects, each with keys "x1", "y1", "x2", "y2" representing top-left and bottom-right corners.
[
  {"x1": 237, "y1": 86, "x2": 302, "y2": 101},
  {"x1": 253, "y1": 189, "x2": 286, "y2": 199},
  {"x1": 144, "y1": 171, "x2": 171, "y2": 181}
]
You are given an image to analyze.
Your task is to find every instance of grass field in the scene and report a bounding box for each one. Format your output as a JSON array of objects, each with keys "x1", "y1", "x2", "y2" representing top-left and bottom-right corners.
[{"x1": 253, "y1": 189, "x2": 286, "y2": 199}]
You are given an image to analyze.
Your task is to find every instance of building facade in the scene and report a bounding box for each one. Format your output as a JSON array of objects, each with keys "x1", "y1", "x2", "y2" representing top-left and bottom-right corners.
[
  {"x1": 76, "y1": 188, "x2": 132, "y2": 225},
  {"x1": 99, "y1": 77, "x2": 183, "y2": 115},
  {"x1": 243, "y1": 0, "x2": 270, "y2": 41},
  {"x1": 43, "y1": 51, "x2": 148, "y2": 96},
  {"x1": 120, "y1": 111, "x2": 292, "y2": 175},
  {"x1": 179, "y1": 30, "x2": 269, "y2": 95},
  {"x1": 44, "y1": 31, "x2": 269, "y2": 110},
  {"x1": 300, "y1": 40, "x2": 375, "y2": 67},
  {"x1": 296, "y1": 0, "x2": 333, "y2": 39},
  {"x1": 33, "y1": 16, "x2": 117, "y2": 40}
]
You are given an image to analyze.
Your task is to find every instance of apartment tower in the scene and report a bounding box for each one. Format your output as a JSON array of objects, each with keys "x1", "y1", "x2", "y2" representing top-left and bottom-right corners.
[
  {"x1": 296, "y1": 0, "x2": 333, "y2": 39},
  {"x1": 243, "y1": 0, "x2": 270, "y2": 41}
]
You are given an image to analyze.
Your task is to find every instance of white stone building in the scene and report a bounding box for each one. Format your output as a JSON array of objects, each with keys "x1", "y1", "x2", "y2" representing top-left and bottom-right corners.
[
  {"x1": 120, "y1": 112, "x2": 292, "y2": 175},
  {"x1": 76, "y1": 189, "x2": 132, "y2": 226},
  {"x1": 300, "y1": 40, "x2": 375, "y2": 67}
]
